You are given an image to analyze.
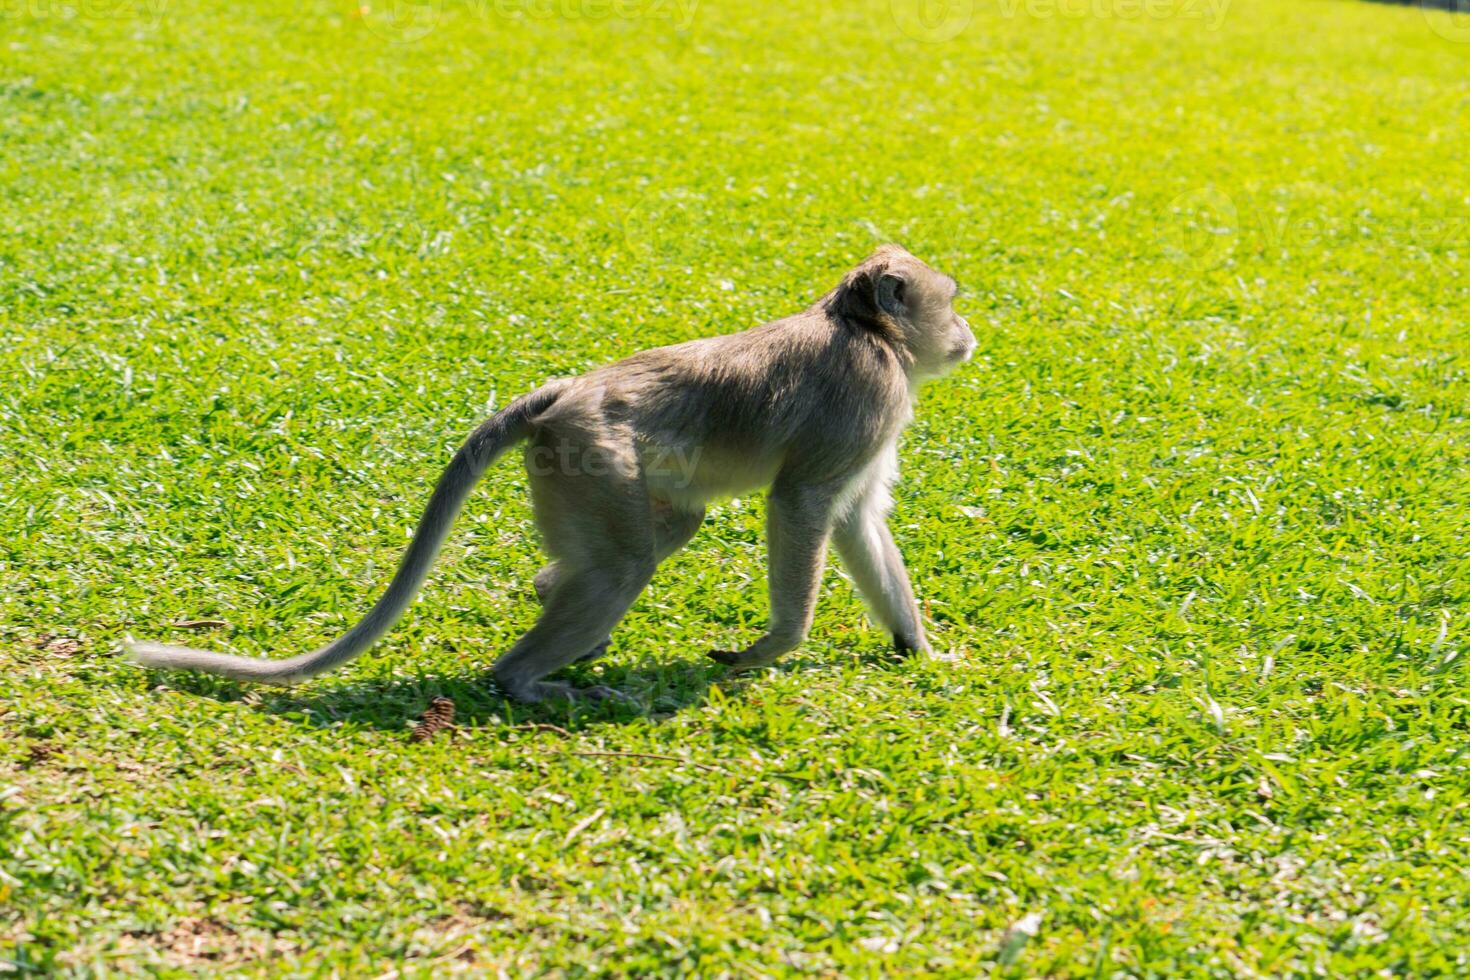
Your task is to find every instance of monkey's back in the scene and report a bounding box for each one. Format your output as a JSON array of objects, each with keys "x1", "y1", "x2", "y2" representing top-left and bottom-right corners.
[{"x1": 528, "y1": 309, "x2": 912, "y2": 507}]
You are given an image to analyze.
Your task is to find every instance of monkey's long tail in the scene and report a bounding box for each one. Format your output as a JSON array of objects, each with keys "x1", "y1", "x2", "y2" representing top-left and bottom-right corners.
[{"x1": 125, "y1": 382, "x2": 566, "y2": 685}]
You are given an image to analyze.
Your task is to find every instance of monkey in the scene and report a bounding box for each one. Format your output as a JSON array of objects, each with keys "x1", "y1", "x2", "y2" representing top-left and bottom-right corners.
[{"x1": 126, "y1": 245, "x2": 978, "y2": 703}]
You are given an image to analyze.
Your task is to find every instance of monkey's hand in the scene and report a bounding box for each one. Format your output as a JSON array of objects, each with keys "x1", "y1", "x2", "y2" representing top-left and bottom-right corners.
[
  {"x1": 893, "y1": 633, "x2": 932, "y2": 658},
  {"x1": 707, "y1": 634, "x2": 796, "y2": 670},
  {"x1": 708, "y1": 648, "x2": 772, "y2": 670}
]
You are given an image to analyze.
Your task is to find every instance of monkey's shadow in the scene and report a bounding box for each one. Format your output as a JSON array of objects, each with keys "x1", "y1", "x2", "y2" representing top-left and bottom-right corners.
[{"x1": 169, "y1": 655, "x2": 762, "y2": 736}]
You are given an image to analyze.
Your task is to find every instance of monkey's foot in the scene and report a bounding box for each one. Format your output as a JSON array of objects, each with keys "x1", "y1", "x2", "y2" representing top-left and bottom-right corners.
[
  {"x1": 707, "y1": 648, "x2": 780, "y2": 670},
  {"x1": 575, "y1": 639, "x2": 612, "y2": 664},
  {"x1": 578, "y1": 684, "x2": 633, "y2": 704}
]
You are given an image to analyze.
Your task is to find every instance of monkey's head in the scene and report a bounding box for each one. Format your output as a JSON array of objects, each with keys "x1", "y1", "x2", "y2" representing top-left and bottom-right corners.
[{"x1": 824, "y1": 245, "x2": 977, "y2": 379}]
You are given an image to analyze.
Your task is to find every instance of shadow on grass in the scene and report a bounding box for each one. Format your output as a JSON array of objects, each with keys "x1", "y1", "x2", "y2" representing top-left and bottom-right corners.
[
  {"x1": 146, "y1": 642, "x2": 915, "y2": 738},
  {"x1": 153, "y1": 652, "x2": 764, "y2": 736}
]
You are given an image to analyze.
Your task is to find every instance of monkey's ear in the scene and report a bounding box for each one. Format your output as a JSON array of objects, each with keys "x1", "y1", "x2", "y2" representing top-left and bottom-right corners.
[{"x1": 875, "y1": 272, "x2": 908, "y2": 319}]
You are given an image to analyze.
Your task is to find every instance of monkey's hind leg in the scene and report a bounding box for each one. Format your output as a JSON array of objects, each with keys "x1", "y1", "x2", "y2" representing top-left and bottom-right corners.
[
  {"x1": 493, "y1": 451, "x2": 666, "y2": 702},
  {"x1": 494, "y1": 557, "x2": 656, "y2": 702},
  {"x1": 531, "y1": 504, "x2": 705, "y2": 667},
  {"x1": 534, "y1": 563, "x2": 611, "y2": 664}
]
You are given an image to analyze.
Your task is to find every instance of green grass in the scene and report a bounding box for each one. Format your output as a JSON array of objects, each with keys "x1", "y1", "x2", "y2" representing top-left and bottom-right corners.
[{"x1": 3, "y1": 0, "x2": 1470, "y2": 973}]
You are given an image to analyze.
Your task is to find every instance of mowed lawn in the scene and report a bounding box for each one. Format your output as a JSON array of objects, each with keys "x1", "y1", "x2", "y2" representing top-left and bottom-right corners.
[{"x1": 4, "y1": 0, "x2": 1470, "y2": 973}]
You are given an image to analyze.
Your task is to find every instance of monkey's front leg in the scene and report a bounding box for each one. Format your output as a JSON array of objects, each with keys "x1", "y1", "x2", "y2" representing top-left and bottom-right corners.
[
  {"x1": 709, "y1": 486, "x2": 833, "y2": 670},
  {"x1": 832, "y1": 499, "x2": 929, "y2": 656}
]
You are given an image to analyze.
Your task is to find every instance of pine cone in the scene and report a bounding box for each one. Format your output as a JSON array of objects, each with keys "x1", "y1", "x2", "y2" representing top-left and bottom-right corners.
[{"x1": 411, "y1": 696, "x2": 456, "y2": 743}]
